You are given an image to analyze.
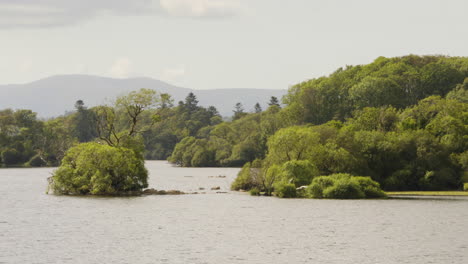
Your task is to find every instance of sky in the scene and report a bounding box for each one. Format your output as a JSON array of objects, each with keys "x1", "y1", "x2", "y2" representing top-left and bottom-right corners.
[{"x1": 0, "y1": 0, "x2": 467, "y2": 90}]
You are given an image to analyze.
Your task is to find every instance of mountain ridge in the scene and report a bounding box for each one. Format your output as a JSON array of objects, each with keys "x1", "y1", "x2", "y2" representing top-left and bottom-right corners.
[{"x1": 0, "y1": 74, "x2": 287, "y2": 117}]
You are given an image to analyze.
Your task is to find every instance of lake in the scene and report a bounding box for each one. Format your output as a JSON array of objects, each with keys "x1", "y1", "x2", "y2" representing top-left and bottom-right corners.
[{"x1": 1, "y1": 161, "x2": 467, "y2": 264}]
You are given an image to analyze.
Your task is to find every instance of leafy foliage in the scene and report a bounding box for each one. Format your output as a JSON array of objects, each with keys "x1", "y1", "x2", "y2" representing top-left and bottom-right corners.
[
  {"x1": 308, "y1": 174, "x2": 385, "y2": 199},
  {"x1": 51, "y1": 143, "x2": 148, "y2": 195}
]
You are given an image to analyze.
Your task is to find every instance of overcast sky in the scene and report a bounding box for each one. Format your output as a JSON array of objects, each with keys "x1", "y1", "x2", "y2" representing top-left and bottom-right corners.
[{"x1": 0, "y1": 0, "x2": 467, "y2": 89}]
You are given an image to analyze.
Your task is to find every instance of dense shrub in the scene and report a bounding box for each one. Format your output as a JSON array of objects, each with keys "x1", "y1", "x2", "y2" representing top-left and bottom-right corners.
[
  {"x1": 353, "y1": 176, "x2": 386, "y2": 198},
  {"x1": 323, "y1": 179, "x2": 365, "y2": 199},
  {"x1": 308, "y1": 174, "x2": 386, "y2": 199},
  {"x1": 231, "y1": 162, "x2": 256, "y2": 190},
  {"x1": 274, "y1": 182, "x2": 297, "y2": 198},
  {"x1": 1, "y1": 148, "x2": 22, "y2": 166},
  {"x1": 249, "y1": 187, "x2": 260, "y2": 196},
  {"x1": 464, "y1": 183, "x2": 468, "y2": 191},
  {"x1": 307, "y1": 176, "x2": 335, "y2": 198},
  {"x1": 51, "y1": 142, "x2": 148, "y2": 195}
]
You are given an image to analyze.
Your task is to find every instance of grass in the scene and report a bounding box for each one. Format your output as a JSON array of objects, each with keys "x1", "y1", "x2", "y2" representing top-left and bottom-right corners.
[{"x1": 386, "y1": 191, "x2": 468, "y2": 196}]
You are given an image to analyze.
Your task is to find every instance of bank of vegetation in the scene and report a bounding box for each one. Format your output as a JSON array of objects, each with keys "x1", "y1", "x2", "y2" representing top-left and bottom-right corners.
[{"x1": 1, "y1": 55, "x2": 467, "y2": 198}]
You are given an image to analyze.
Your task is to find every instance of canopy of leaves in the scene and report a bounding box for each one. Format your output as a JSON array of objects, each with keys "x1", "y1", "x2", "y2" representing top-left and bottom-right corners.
[{"x1": 51, "y1": 143, "x2": 148, "y2": 195}]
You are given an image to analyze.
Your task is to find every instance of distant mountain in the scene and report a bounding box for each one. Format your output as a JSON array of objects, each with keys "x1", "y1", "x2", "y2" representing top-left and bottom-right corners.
[{"x1": 0, "y1": 75, "x2": 287, "y2": 117}]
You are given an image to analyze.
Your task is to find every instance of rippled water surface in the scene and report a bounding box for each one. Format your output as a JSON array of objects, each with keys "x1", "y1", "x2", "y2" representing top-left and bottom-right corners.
[{"x1": 1, "y1": 161, "x2": 468, "y2": 264}]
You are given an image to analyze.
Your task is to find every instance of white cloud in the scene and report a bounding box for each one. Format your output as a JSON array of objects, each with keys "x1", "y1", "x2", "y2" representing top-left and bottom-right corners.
[
  {"x1": 108, "y1": 58, "x2": 132, "y2": 78},
  {"x1": 0, "y1": 0, "x2": 242, "y2": 28},
  {"x1": 159, "y1": 0, "x2": 241, "y2": 18},
  {"x1": 161, "y1": 64, "x2": 186, "y2": 82},
  {"x1": 0, "y1": 0, "x2": 157, "y2": 28}
]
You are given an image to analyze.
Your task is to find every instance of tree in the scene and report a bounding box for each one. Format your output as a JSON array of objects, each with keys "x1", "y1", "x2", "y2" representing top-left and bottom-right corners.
[
  {"x1": 93, "y1": 88, "x2": 160, "y2": 147},
  {"x1": 266, "y1": 126, "x2": 320, "y2": 164},
  {"x1": 184, "y1": 92, "x2": 199, "y2": 113},
  {"x1": 160, "y1": 93, "x2": 174, "y2": 109},
  {"x1": 233, "y1": 102, "x2": 247, "y2": 120},
  {"x1": 50, "y1": 142, "x2": 148, "y2": 195},
  {"x1": 72, "y1": 100, "x2": 97, "y2": 142},
  {"x1": 36, "y1": 118, "x2": 77, "y2": 166},
  {"x1": 254, "y1": 103, "x2": 262, "y2": 113},
  {"x1": 268, "y1": 96, "x2": 280, "y2": 107}
]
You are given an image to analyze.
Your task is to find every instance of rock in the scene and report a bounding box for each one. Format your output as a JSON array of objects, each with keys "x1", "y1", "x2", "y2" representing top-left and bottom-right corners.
[
  {"x1": 199, "y1": 187, "x2": 205, "y2": 190},
  {"x1": 216, "y1": 191, "x2": 228, "y2": 194},
  {"x1": 209, "y1": 175, "x2": 226, "y2": 178},
  {"x1": 142, "y1": 188, "x2": 185, "y2": 195},
  {"x1": 142, "y1": 188, "x2": 158, "y2": 194},
  {"x1": 166, "y1": 190, "x2": 185, "y2": 195},
  {"x1": 211, "y1": 186, "x2": 221, "y2": 190}
]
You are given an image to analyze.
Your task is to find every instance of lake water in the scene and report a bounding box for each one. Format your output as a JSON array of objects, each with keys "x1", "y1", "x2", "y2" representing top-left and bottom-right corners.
[{"x1": 1, "y1": 161, "x2": 467, "y2": 264}]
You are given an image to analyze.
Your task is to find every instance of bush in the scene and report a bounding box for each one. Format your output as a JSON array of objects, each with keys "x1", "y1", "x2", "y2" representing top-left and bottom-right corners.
[
  {"x1": 464, "y1": 183, "x2": 468, "y2": 192},
  {"x1": 27, "y1": 154, "x2": 46, "y2": 167},
  {"x1": 275, "y1": 182, "x2": 297, "y2": 198},
  {"x1": 307, "y1": 176, "x2": 335, "y2": 198},
  {"x1": 249, "y1": 187, "x2": 260, "y2": 196},
  {"x1": 1, "y1": 148, "x2": 22, "y2": 166},
  {"x1": 231, "y1": 163, "x2": 257, "y2": 191},
  {"x1": 307, "y1": 173, "x2": 385, "y2": 199},
  {"x1": 51, "y1": 142, "x2": 148, "y2": 195},
  {"x1": 353, "y1": 176, "x2": 387, "y2": 198},
  {"x1": 323, "y1": 179, "x2": 365, "y2": 199}
]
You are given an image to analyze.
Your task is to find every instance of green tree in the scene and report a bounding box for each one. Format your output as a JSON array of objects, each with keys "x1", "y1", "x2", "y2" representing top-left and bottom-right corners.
[
  {"x1": 233, "y1": 102, "x2": 247, "y2": 120},
  {"x1": 254, "y1": 103, "x2": 262, "y2": 113},
  {"x1": 51, "y1": 142, "x2": 148, "y2": 195},
  {"x1": 268, "y1": 96, "x2": 280, "y2": 107},
  {"x1": 266, "y1": 126, "x2": 320, "y2": 164},
  {"x1": 72, "y1": 100, "x2": 97, "y2": 142}
]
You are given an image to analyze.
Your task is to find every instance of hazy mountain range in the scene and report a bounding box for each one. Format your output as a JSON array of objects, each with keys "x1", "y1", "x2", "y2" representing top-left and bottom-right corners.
[{"x1": 0, "y1": 75, "x2": 287, "y2": 117}]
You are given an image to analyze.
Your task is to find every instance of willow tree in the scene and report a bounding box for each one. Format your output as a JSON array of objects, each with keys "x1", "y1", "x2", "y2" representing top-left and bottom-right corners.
[
  {"x1": 93, "y1": 88, "x2": 161, "y2": 148},
  {"x1": 50, "y1": 89, "x2": 161, "y2": 195}
]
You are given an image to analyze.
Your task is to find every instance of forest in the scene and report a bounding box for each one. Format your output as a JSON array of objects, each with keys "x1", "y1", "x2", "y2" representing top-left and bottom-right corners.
[{"x1": 1, "y1": 55, "x2": 467, "y2": 193}]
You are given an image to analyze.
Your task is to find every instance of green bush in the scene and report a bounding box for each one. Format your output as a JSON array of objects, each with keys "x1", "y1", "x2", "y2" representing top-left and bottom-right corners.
[
  {"x1": 464, "y1": 183, "x2": 468, "y2": 191},
  {"x1": 249, "y1": 187, "x2": 260, "y2": 196},
  {"x1": 231, "y1": 162, "x2": 256, "y2": 190},
  {"x1": 51, "y1": 142, "x2": 148, "y2": 195},
  {"x1": 307, "y1": 173, "x2": 385, "y2": 199},
  {"x1": 323, "y1": 179, "x2": 365, "y2": 199},
  {"x1": 307, "y1": 176, "x2": 335, "y2": 198},
  {"x1": 1, "y1": 148, "x2": 22, "y2": 166},
  {"x1": 275, "y1": 182, "x2": 297, "y2": 198},
  {"x1": 353, "y1": 176, "x2": 387, "y2": 198}
]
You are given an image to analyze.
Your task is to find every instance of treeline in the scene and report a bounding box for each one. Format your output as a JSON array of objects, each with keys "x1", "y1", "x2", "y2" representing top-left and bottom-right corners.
[
  {"x1": 170, "y1": 55, "x2": 468, "y2": 192},
  {"x1": 0, "y1": 108, "x2": 77, "y2": 167},
  {"x1": 232, "y1": 96, "x2": 467, "y2": 193},
  {"x1": 0, "y1": 92, "x2": 241, "y2": 167},
  {"x1": 1, "y1": 55, "x2": 467, "y2": 193}
]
